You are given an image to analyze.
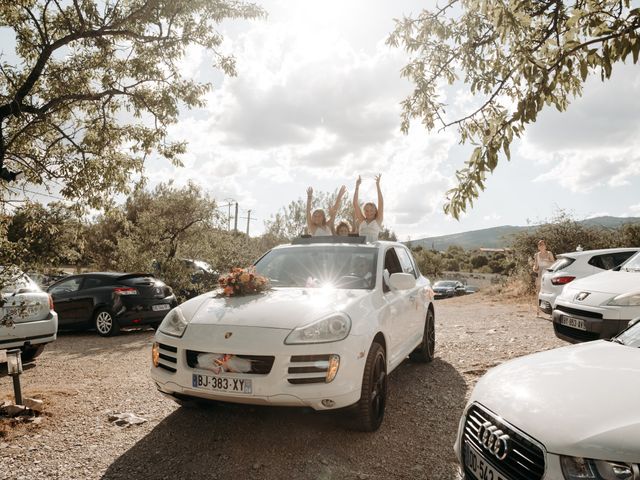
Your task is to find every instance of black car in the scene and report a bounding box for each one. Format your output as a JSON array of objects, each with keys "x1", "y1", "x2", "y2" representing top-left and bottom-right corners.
[
  {"x1": 47, "y1": 272, "x2": 178, "y2": 336},
  {"x1": 432, "y1": 280, "x2": 466, "y2": 299}
]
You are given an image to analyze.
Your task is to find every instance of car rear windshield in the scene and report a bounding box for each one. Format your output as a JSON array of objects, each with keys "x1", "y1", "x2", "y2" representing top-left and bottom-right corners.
[
  {"x1": 254, "y1": 245, "x2": 378, "y2": 289},
  {"x1": 0, "y1": 271, "x2": 40, "y2": 294},
  {"x1": 548, "y1": 256, "x2": 575, "y2": 272},
  {"x1": 435, "y1": 281, "x2": 456, "y2": 287}
]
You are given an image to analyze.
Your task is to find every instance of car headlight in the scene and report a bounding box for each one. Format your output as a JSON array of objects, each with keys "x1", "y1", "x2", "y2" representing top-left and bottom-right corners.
[
  {"x1": 284, "y1": 313, "x2": 351, "y2": 344},
  {"x1": 606, "y1": 291, "x2": 640, "y2": 306},
  {"x1": 561, "y1": 456, "x2": 635, "y2": 480},
  {"x1": 158, "y1": 307, "x2": 189, "y2": 337}
]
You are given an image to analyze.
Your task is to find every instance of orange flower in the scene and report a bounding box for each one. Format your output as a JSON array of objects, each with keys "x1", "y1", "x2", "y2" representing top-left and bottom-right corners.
[{"x1": 223, "y1": 286, "x2": 234, "y2": 296}]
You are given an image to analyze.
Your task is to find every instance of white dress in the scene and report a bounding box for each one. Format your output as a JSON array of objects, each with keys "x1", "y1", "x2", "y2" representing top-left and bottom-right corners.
[
  {"x1": 358, "y1": 220, "x2": 381, "y2": 242},
  {"x1": 311, "y1": 225, "x2": 332, "y2": 236}
]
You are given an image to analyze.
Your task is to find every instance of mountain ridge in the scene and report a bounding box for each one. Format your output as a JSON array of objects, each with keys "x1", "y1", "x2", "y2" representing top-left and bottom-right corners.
[{"x1": 407, "y1": 216, "x2": 640, "y2": 251}]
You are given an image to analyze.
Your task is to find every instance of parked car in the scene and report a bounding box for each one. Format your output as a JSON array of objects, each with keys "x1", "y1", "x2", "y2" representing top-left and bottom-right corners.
[
  {"x1": 433, "y1": 280, "x2": 466, "y2": 299},
  {"x1": 47, "y1": 272, "x2": 177, "y2": 336},
  {"x1": 538, "y1": 247, "x2": 639, "y2": 314},
  {"x1": 150, "y1": 238, "x2": 435, "y2": 431},
  {"x1": 454, "y1": 318, "x2": 640, "y2": 480},
  {"x1": 1, "y1": 268, "x2": 58, "y2": 361},
  {"x1": 552, "y1": 250, "x2": 640, "y2": 343}
]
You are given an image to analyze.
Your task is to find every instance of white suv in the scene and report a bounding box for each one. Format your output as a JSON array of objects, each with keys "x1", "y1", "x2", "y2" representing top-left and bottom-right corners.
[
  {"x1": 150, "y1": 238, "x2": 435, "y2": 431},
  {"x1": 538, "y1": 248, "x2": 638, "y2": 314},
  {"x1": 1, "y1": 268, "x2": 58, "y2": 361}
]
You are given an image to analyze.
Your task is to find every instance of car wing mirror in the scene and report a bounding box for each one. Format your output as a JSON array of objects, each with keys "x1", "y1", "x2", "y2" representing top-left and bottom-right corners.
[{"x1": 388, "y1": 273, "x2": 416, "y2": 291}]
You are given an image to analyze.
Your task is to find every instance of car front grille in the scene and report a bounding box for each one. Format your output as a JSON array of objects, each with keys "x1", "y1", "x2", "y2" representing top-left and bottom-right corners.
[
  {"x1": 554, "y1": 323, "x2": 601, "y2": 342},
  {"x1": 555, "y1": 304, "x2": 603, "y2": 319},
  {"x1": 186, "y1": 350, "x2": 275, "y2": 375},
  {"x1": 463, "y1": 404, "x2": 545, "y2": 480},
  {"x1": 287, "y1": 354, "x2": 334, "y2": 385},
  {"x1": 157, "y1": 343, "x2": 177, "y2": 373}
]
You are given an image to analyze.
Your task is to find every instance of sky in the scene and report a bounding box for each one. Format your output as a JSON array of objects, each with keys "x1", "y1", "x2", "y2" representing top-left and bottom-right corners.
[{"x1": 5, "y1": 0, "x2": 640, "y2": 240}]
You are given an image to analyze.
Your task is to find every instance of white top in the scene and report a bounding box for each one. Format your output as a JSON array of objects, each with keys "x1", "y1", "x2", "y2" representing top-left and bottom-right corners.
[
  {"x1": 358, "y1": 220, "x2": 381, "y2": 242},
  {"x1": 311, "y1": 225, "x2": 332, "y2": 237}
]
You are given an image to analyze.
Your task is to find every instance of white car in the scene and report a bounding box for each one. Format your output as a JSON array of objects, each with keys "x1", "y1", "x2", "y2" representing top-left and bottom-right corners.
[
  {"x1": 538, "y1": 248, "x2": 638, "y2": 314},
  {"x1": 150, "y1": 238, "x2": 435, "y2": 431},
  {"x1": 1, "y1": 268, "x2": 58, "y2": 361},
  {"x1": 454, "y1": 319, "x2": 640, "y2": 480},
  {"x1": 552, "y1": 250, "x2": 640, "y2": 343}
]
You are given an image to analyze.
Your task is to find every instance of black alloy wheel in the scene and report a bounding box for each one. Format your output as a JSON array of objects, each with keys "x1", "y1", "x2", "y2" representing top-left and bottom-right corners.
[
  {"x1": 354, "y1": 342, "x2": 387, "y2": 432},
  {"x1": 410, "y1": 308, "x2": 435, "y2": 363}
]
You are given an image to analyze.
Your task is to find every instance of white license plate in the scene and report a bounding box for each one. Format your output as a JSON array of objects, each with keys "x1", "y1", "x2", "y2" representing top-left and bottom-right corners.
[
  {"x1": 464, "y1": 442, "x2": 509, "y2": 480},
  {"x1": 560, "y1": 315, "x2": 586, "y2": 331},
  {"x1": 152, "y1": 304, "x2": 170, "y2": 311},
  {"x1": 192, "y1": 373, "x2": 252, "y2": 394}
]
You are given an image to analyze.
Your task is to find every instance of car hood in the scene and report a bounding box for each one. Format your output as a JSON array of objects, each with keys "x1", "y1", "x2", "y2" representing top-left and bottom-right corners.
[
  {"x1": 470, "y1": 341, "x2": 640, "y2": 462},
  {"x1": 184, "y1": 288, "x2": 369, "y2": 330},
  {"x1": 565, "y1": 270, "x2": 640, "y2": 295}
]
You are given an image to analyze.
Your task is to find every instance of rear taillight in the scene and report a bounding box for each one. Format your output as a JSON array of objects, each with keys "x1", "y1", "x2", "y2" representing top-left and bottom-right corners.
[
  {"x1": 114, "y1": 287, "x2": 139, "y2": 295},
  {"x1": 48, "y1": 294, "x2": 54, "y2": 310},
  {"x1": 551, "y1": 275, "x2": 575, "y2": 286}
]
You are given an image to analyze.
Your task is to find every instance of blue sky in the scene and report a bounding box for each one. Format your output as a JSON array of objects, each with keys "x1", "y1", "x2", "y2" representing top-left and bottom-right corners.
[{"x1": 3, "y1": 0, "x2": 640, "y2": 240}]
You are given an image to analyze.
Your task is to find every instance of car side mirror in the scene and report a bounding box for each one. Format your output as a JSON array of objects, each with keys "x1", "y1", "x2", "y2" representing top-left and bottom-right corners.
[
  {"x1": 388, "y1": 273, "x2": 416, "y2": 291},
  {"x1": 628, "y1": 317, "x2": 640, "y2": 328}
]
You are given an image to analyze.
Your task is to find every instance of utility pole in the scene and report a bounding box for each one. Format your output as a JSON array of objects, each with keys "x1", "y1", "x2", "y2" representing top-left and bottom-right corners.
[
  {"x1": 246, "y1": 210, "x2": 251, "y2": 235},
  {"x1": 234, "y1": 202, "x2": 239, "y2": 233}
]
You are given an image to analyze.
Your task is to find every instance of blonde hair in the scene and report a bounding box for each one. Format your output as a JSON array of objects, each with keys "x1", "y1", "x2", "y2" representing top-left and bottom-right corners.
[
  {"x1": 363, "y1": 202, "x2": 378, "y2": 218},
  {"x1": 312, "y1": 209, "x2": 327, "y2": 226}
]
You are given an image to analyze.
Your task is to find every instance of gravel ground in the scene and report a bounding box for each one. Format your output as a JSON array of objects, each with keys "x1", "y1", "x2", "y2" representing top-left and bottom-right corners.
[{"x1": 0, "y1": 293, "x2": 566, "y2": 480}]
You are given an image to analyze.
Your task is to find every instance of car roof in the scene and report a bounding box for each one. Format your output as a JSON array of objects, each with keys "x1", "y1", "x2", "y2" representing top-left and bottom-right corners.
[
  {"x1": 557, "y1": 247, "x2": 640, "y2": 259},
  {"x1": 284, "y1": 236, "x2": 403, "y2": 249}
]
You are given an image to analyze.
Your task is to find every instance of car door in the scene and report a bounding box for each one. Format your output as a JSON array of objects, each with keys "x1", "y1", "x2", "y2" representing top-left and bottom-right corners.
[
  {"x1": 395, "y1": 246, "x2": 426, "y2": 343},
  {"x1": 48, "y1": 276, "x2": 84, "y2": 326},
  {"x1": 381, "y1": 247, "x2": 414, "y2": 367}
]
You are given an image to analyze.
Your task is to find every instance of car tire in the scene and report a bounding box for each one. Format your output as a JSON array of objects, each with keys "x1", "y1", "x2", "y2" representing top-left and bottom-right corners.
[
  {"x1": 410, "y1": 308, "x2": 435, "y2": 363},
  {"x1": 94, "y1": 308, "x2": 120, "y2": 337},
  {"x1": 21, "y1": 344, "x2": 46, "y2": 362},
  {"x1": 353, "y1": 342, "x2": 387, "y2": 432}
]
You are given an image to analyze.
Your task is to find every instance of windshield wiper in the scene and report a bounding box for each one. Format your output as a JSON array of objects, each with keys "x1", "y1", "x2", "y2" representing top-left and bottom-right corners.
[{"x1": 610, "y1": 337, "x2": 625, "y2": 345}]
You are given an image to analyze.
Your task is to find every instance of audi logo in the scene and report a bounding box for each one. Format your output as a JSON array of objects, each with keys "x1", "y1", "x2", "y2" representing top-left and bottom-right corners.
[{"x1": 477, "y1": 421, "x2": 510, "y2": 461}]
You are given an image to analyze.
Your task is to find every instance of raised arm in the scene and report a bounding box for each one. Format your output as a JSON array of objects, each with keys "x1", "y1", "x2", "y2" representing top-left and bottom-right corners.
[
  {"x1": 306, "y1": 187, "x2": 314, "y2": 234},
  {"x1": 327, "y1": 185, "x2": 347, "y2": 230},
  {"x1": 375, "y1": 173, "x2": 384, "y2": 225},
  {"x1": 352, "y1": 176, "x2": 365, "y2": 223}
]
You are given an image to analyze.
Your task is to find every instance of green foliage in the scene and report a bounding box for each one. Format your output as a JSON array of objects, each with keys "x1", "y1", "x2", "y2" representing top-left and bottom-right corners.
[
  {"x1": 389, "y1": 1, "x2": 640, "y2": 218},
  {"x1": 4, "y1": 201, "x2": 85, "y2": 270},
  {"x1": 413, "y1": 249, "x2": 444, "y2": 277},
  {"x1": 0, "y1": 0, "x2": 265, "y2": 208},
  {"x1": 470, "y1": 254, "x2": 489, "y2": 269}
]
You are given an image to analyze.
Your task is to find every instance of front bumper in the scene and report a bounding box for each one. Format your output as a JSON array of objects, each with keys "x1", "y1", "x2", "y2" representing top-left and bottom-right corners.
[
  {"x1": 552, "y1": 305, "x2": 629, "y2": 343},
  {"x1": 0, "y1": 311, "x2": 58, "y2": 350},
  {"x1": 150, "y1": 324, "x2": 370, "y2": 411}
]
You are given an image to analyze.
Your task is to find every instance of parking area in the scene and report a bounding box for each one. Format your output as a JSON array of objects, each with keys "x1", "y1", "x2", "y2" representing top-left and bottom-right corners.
[{"x1": 0, "y1": 294, "x2": 564, "y2": 480}]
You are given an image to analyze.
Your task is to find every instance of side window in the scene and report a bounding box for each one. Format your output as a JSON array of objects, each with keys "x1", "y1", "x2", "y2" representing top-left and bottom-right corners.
[
  {"x1": 613, "y1": 251, "x2": 637, "y2": 267},
  {"x1": 383, "y1": 248, "x2": 403, "y2": 292},
  {"x1": 49, "y1": 277, "x2": 82, "y2": 294},
  {"x1": 82, "y1": 277, "x2": 107, "y2": 290},
  {"x1": 589, "y1": 254, "x2": 616, "y2": 270},
  {"x1": 395, "y1": 247, "x2": 417, "y2": 278}
]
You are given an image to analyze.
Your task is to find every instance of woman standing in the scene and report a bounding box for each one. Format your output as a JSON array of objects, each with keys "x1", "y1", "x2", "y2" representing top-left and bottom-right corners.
[
  {"x1": 533, "y1": 239, "x2": 555, "y2": 316},
  {"x1": 353, "y1": 174, "x2": 384, "y2": 242}
]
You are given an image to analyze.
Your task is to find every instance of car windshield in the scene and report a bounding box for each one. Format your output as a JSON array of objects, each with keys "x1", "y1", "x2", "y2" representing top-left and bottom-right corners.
[
  {"x1": 613, "y1": 321, "x2": 640, "y2": 347},
  {"x1": 0, "y1": 269, "x2": 40, "y2": 294},
  {"x1": 548, "y1": 256, "x2": 575, "y2": 272},
  {"x1": 435, "y1": 281, "x2": 456, "y2": 288},
  {"x1": 254, "y1": 245, "x2": 377, "y2": 289},
  {"x1": 620, "y1": 252, "x2": 640, "y2": 272}
]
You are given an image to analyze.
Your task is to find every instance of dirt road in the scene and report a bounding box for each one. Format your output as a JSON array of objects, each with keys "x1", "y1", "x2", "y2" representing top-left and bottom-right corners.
[{"x1": 0, "y1": 294, "x2": 565, "y2": 480}]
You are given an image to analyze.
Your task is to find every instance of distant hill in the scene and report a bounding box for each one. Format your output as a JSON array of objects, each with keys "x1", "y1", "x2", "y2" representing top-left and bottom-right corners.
[{"x1": 408, "y1": 216, "x2": 640, "y2": 251}]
